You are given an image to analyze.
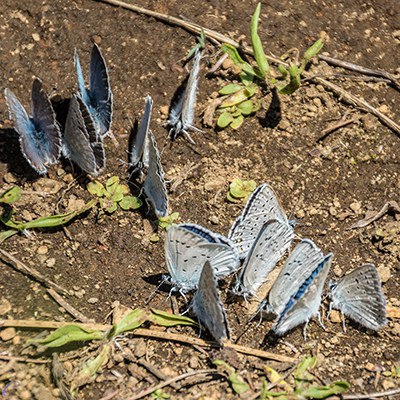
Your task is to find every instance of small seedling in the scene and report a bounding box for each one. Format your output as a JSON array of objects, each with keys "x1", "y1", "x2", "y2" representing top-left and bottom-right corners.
[
  {"x1": 151, "y1": 389, "x2": 170, "y2": 399},
  {"x1": 227, "y1": 178, "x2": 257, "y2": 203},
  {"x1": 186, "y1": 30, "x2": 206, "y2": 61},
  {"x1": 158, "y1": 212, "x2": 180, "y2": 230},
  {"x1": 0, "y1": 185, "x2": 95, "y2": 243},
  {"x1": 87, "y1": 176, "x2": 142, "y2": 214},
  {"x1": 214, "y1": 2, "x2": 323, "y2": 130}
]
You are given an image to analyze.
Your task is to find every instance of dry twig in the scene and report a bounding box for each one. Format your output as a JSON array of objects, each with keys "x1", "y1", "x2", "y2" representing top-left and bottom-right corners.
[
  {"x1": 317, "y1": 117, "x2": 360, "y2": 142},
  {"x1": 342, "y1": 387, "x2": 400, "y2": 399},
  {"x1": 348, "y1": 201, "x2": 400, "y2": 229}
]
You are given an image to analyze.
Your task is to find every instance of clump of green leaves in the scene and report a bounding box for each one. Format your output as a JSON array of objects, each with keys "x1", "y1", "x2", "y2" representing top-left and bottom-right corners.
[
  {"x1": 0, "y1": 185, "x2": 95, "y2": 243},
  {"x1": 158, "y1": 212, "x2": 179, "y2": 230},
  {"x1": 216, "y1": 2, "x2": 323, "y2": 130},
  {"x1": 87, "y1": 176, "x2": 141, "y2": 214},
  {"x1": 227, "y1": 178, "x2": 257, "y2": 203}
]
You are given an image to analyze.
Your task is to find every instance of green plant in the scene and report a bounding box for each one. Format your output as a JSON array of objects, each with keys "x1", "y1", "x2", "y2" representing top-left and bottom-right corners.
[
  {"x1": 216, "y1": 3, "x2": 323, "y2": 130},
  {"x1": 227, "y1": 178, "x2": 257, "y2": 203},
  {"x1": 158, "y1": 212, "x2": 179, "y2": 229},
  {"x1": 87, "y1": 176, "x2": 142, "y2": 214},
  {"x1": 0, "y1": 186, "x2": 95, "y2": 243},
  {"x1": 213, "y1": 360, "x2": 250, "y2": 394}
]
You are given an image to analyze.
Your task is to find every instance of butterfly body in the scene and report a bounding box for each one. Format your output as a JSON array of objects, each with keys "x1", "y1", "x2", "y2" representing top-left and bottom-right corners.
[{"x1": 4, "y1": 78, "x2": 61, "y2": 174}]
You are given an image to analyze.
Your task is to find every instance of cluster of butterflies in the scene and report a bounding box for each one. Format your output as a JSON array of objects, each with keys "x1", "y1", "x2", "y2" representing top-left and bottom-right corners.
[
  {"x1": 3, "y1": 44, "x2": 201, "y2": 215},
  {"x1": 163, "y1": 183, "x2": 388, "y2": 344}
]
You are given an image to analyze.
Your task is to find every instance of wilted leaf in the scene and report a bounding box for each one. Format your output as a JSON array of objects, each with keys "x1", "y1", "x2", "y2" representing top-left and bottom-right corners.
[
  {"x1": 120, "y1": 195, "x2": 142, "y2": 211},
  {"x1": 72, "y1": 344, "x2": 111, "y2": 389},
  {"x1": 150, "y1": 309, "x2": 197, "y2": 327},
  {"x1": 230, "y1": 115, "x2": 244, "y2": 130},
  {"x1": 219, "y1": 83, "x2": 243, "y2": 95},
  {"x1": 265, "y1": 366, "x2": 292, "y2": 392},
  {"x1": 87, "y1": 181, "x2": 105, "y2": 197},
  {"x1": 217, "y1": 111, "x2": 234, "y2": 129},
  {"x1": 251, "y1": 3, "x2": 269, "y2": 78},
  {"x1": 109, "y1": 308, "x2": 147, "y2": 336},
  {"x1": 300, "y1": 381, "x2": 350, "y2": 398},
  {"x1": 29, "y1": 325, "x2": 104, "y2": 347},
  {"x1": 0, "y1": 186, "x2": 22, "y2": 204},
  {"x1": 220, "y1": 84, "x2": 257, "y2": 108},
  {"x1": 213, "y1": 360, "x2": 249, "y2": 394}
]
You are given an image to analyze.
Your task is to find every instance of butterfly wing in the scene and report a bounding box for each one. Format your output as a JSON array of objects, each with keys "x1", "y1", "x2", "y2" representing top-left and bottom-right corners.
[
  {"x1": 330, "y1": 264, "x2": 387, "y2": 330},
  {"x1": 74, "y1": 49, "x2": 90, "y2": 106},
  {"x1": 130, "y1": 95, "x2": 152, "y2": 174},
  {"x1": 89, "y1": 44, "x2": 113, "y2": 138},
  {"x1": 228, "y1": 183, "x2": 290, "y2": 259},
  {"x1": 142, "y1": 130, "x2": 168, "y2": 218},
  {"x1": 63, "y1": 94, "x2": 105, "y2": 176},
  {"x1": 181, "y1": 49, "x2": 201, "y2": 131},
  {"x1": 192, "y1": 261, "x2": 230, "y2": 343},
  {"x1": 235, "y1": 219, "x2": 294, "y2": 297},
  {"x1": 31, "y1": 78, "x2": 62, "y2": 164},
  {"x1": 165, "y1": 224, "x2": 240, "y2": 292},
  {"x1": 267, "y1": 239, "x2": 325, "y2": 316},
  {"x1": 273, "y1": 254, "x2": 332, "y2": 335},
  {"x1": 4, "y1": 87, "x2": 49, "y2": 174}
]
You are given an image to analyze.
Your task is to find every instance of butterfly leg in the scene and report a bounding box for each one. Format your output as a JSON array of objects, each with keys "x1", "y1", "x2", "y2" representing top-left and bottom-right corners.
[
  {"x1": 341, "y1": 311, "x2": 347, "y2": 333},
  {"x1": 302, "y1": 320, "x2": 309, "y2": 341}
]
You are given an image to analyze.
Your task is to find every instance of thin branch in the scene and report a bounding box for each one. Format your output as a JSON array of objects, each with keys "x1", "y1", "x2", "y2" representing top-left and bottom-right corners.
[
  {"x1": 348, "y1": 201, "x2": 400, "y2": 229},
  {"x1": 343, "y1": 387, "x2": 400, "y2": 399},
  {"x1": 319, "y1": 54, "x2": 400, "y2": 91},
  {"x1": 127, "y1": 369, "x2": 219, "y2": 400},
  {"x1": 317, "y1": 117, "x2": 359, "y2": 142},
  {"x1": 0, "y1": 249, "x2": 69, "y2": 296},
  {"x1": 0, "y1": 319, "x2": 296, "y2": 362},
  {"x1": 0, "y1": 354, "x2": 50, "y2": 364},
  {"x1": 137, "y1": 359, "x2": 180, "y2": 390},
  {"x1": 47, "y1": 288, "x2": 94, "y2": 323}
]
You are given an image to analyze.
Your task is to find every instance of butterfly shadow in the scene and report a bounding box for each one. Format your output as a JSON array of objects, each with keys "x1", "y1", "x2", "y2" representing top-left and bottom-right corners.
[
  {"x1": 0, "y1": 128, "x2": 41, "y2": 181},
  {"x1": 258, "y1": 88, "x2": 282, "y2": 129}
]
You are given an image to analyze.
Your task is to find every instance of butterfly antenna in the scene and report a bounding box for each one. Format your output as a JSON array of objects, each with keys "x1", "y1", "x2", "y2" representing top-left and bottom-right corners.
[{"x1": 144, "y1": 275, "x2": 168, "y2": 305}]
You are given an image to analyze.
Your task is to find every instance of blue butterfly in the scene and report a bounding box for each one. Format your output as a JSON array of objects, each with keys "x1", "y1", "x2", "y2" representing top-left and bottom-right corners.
[
  {"x1": 167, "y1": 50, "x2": 201, "y2": 143},
  {"x1": 75, "y1": 44, "x2": 113, "y2": 139},
  {"x1": 165, "y1": 223, "x2": 240, "y2": 293},
  {"x1": 232, "y1": 219, "x2": 294, "y2": 299},
  {"x1": 228, "y1": 183, "x2": 294, "y2": 260},
  {"x1": 329, "y1": 263, "x2": 387, "y2": 331},
  {"x1": 4, "y1": 78, "x2": 61, "y2": 174},
  {"x1": 63, "y1": 94, "x2": 106, "y2": 176},
  {"x1": 192, "y1": 261, "x2": 230, "y2": 344}
]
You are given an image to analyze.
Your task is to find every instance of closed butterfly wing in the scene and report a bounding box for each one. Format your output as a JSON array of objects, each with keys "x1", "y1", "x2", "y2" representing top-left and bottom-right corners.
[
  {"x1": 63, "y1": 94, "x2": 105, "y2": 176},
  {"x1": 266, "y1": 239, "x2": 325, "y2": 316},
  {"x1": 273, "y1": 253, "x2": 332, "y2": 336},
  {"x1": 31, "y1": 78, "x2": 62, "y2": 164},
  {"x1": 228, "y1": 183, "x2": 291, "y2": 259},
  {"x1": 179, "y1": 223, "x2": 236, "y2": 247},
  {"x1": 192, "y1": 261, "x2": 230, "y2": 344},
  {"x1": 130, "y1": 95, "x2": 153, "y2": 176},
  {"x1": 74, "y1": 49, "x2": 90, "y2": 107},
  {"x1": 142, "y1": 130, "x2": 168, "y2": 218},
  {"x1": 233, "y1": 219, "x2": 294, "y2": 297},
  {"x1": 165, "y1": 224, "x2": 240, "y2": 292},
  {"x1": 330, "y1": 264, "x2": 387, "y2": 330},
  {"x1": 89, "y1": 44, "x2": 113, "y2": 138}
]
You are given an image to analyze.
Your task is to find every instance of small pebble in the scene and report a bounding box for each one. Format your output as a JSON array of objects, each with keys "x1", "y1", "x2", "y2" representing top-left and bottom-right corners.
[
  {"x1": 0, "y1": 298, "x2": 11, "y2": 315},
  {"x1": 3, "y1": 172, "x2": 17, "y2": 183},
  {"x1": 377, "y1": 265, "x2": 391, "y2": 283},
  {"x1": 329, "y1": 310, "x2": 342, "y2": 323},
  {"x1": 32, "y1": 33, "x2": 40, "y2": 41},
  {"x1": 350, "y1": 201, "x2": 361, "y2": 213},
  {"x1": 209, "y1": 215, "x2": 219, "y2": 225},
  {"x1": 37, "y1": 245, "x2": 49, "y2": 255},
  {"x1": 87, "y1": 297, "x2": 99, "y2": 304},
  {"x1": 0, "y1": 327, "x2": 16, "y2": 341}
]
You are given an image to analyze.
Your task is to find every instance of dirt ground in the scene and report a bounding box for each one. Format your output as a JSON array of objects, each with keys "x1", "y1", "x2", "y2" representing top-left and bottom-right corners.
[{"x1": 0, "y1": 0, "x2": 399, "y2": 399}]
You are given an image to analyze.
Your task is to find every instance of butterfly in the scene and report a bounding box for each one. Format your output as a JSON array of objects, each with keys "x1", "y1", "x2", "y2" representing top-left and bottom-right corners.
[
  {"x1": 272, "y1": 251, "x2": 333, "y2": 336},
  {"x1": 329, "y1": 263, "x2": 387, "y2": 331},
  {"x1": 4, "y1": 78, "x2": 61, "y2": 174},
  {"x1": 232, "y1": 219, "x2": 294, "y2": 298},
  {"x1": 129, "y1": 95, "x2": 153, "y2": 182},
  {"x1": 167, "y1": 50, "x2": 201, "y2": 143},
  {"x1": 228, "y1": 183, "x2": 293, "y2": 260},
  {"x1": 165, "y1": 223, "x2": 240, "y2": 293},
  {"x1": 192, "y1": 261, "x2": 230, "y2": 344},
  {"x1": 63, "y1": 94, "x2": 106, "y2": 176},
  {"x1": 75, "y1": 44, "x2": 113, "y2": 139}
]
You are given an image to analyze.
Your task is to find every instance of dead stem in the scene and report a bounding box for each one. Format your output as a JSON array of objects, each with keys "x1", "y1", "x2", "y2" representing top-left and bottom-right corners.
[
  {"x1": 0, "y1": 249, "x2": 69, "y2": 296},
  {"x1": 317, "y1": 117, "x2": 360, "y2": 142},
  {"x1": 342, "y1": 387, "x2": 400, "y2": 399}
]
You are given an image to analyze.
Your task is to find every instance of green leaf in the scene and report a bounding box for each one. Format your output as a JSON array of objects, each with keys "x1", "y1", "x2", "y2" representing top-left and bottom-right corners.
[
  {"x1": 221, "y1": 44, "x2": 261, "y2": 79},
  {"x1": 149, "y1": 309, "x2": 197, "y2": 327},
  {"x1": 277, "y1": 64, "x2": 289, "y2": 79},
  {"x1": 294, "y1": 356, "x2": 318, "y2": 392},
  {"x1": 229, "y1": 178, "x2": 257, "y2": 200},
  {"x1": 109, "y1": 308, "x2": 147, "y2": 337},
  {"x1": 111, "y1": 191, "x2": 124, "y2": 203},
  {"x1": 300, "y1": 381, "x2": 350, "y2": 399},
  {"x1": 238, "y1": 99, "x2": 256, "y2": 116},
  {"x1": 230, "y1": 114, "x2": 244, "y2": 130},
  {"x1": 119, "y1": 195, "x2": 142, "y2": 211},
  {"x1": 226, "y1": 191, "x2": 242, "y2": 203},
  {"x1": 278, "y1": 64, "x2": 301, "y2": 95},
  {"x1": 220, "y1": 85, "x2": 257, "y2": 108},
  {"x1": 217, "y1": 111, "x2": 234, "y2": 129},
  {"x1": 300, "y1": 39, "x2": 324, "y2": 72},
  {"x1": 151, "y1": 389, "x2": 171, "y2": 399},
  {"x1": 106, "y1": 176, "x2": 120, "y2": 190},
  {"x1": 0, "y1": 229, "x2": 18, "y2": 243},
  {"x1": 219, "y1": 83, "x2": 243, "y2": 95},
  {"x1": 0, "y1": 186, "x2": 22, "y2": 204},
  {"x1": 158, "y1": 212, "x2": 179, "y2": 229},
  {"x1": 213, "y1": 360, "x2": 249, "y2": 394},
  {"x1": 72, "y1": 344, "x2": 111, "y2": 390},
  {"x1": 29, "y1": 325, "x2": 105, "y2": 347},
  {"x1": 251, "y1": 3, "x2": 270, "y2": 78},
  {"x1": 87, "y1": 181, "x2": 105, "y2": 197},
  {"x1": 149, "y1": 233, "x2": 160, "y2": 242}
]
